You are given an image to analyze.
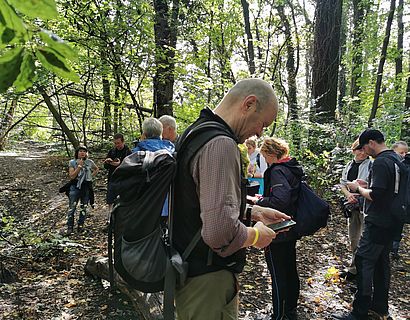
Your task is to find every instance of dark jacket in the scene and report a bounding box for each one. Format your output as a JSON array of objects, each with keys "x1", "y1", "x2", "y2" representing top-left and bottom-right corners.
[
  {"x1": 104, "y1": 145, "x2": 132, "y2": 181},
  {"x1": 257, "y1": 158, "x2": 304, "y2": 242}
]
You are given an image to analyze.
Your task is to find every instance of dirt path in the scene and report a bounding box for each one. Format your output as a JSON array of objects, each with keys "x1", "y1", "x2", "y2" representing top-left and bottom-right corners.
[{"x1": 0, "y1": 141, "x2": 409, "y2": 319}]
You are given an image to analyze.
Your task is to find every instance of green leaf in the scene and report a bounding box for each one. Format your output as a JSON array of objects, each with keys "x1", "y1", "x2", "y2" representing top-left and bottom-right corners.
[
  {"x1": 0, "y1": 46, "x2": 23, "y2": 92},
  {"x1": 39, "y1": 30, "x2": 77, "y2": 60},
  {"x1": 0, "y1": 0, "x2": 25, "y2": 33},
  {"x1": 35, "y1": 47, "x2": 79, "y2": 82},
  {"x1": 13, "y1": 51, "x2": 36, "y2": 91},
  {"x1": 8, "y1": 0, "x2": 58, "y2": 20},
  {"x1": 1, "y1": 26, "x2": 15, "y2": 42}
]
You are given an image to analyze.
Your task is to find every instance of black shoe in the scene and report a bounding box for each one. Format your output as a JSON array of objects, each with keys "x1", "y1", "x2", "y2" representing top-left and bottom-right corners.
[
  {"x1": 284, "y1": 309, "x2": 297, "y2": 320},
  {"x1": 368, "y1": 309, "x2": 392, "y2": 320},
  {"x1": 64, "y1": 226, "x2": 73, "y2": 236},
  {"x1": 332, "y1": 312, "x2": 367, "y2": 320},
  {"x1": 340, "y1": 271, "x2": 356, "y2": 281}
]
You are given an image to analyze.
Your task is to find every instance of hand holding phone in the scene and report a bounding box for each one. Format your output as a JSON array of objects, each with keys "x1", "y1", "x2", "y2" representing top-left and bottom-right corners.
[{"x1": 267, "y1": 219, "x2": 296, "y2": 232}]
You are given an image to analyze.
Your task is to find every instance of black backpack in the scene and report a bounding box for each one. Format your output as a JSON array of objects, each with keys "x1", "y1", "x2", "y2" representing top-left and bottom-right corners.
[
  {"x1": 294, "y1": 181, "x2": 330, "y2": 237},
  {"x1": 107, "y1": 121, "x2": 234, "y2": 320},
  {"x1": 272, "y1": 163, "x2": 330, "y2": 238},
  {"x1": 380, "y1": 153, "x2": 410, "y2": 224}
]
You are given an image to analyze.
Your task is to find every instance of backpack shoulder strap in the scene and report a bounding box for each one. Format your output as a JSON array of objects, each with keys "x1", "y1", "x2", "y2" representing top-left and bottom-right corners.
[
  {"x1": 176, "y1": 121, "x2": 235, "y2": 155},
  {"x1": 379, "y1": 153, "x2": 407, "y2": 194},
  {"x1": 164, "y1": 122, "x2": 236, "y2": 320},
  {"x1": 169, "y1": 121, "x2": 236, "y2": 244}
]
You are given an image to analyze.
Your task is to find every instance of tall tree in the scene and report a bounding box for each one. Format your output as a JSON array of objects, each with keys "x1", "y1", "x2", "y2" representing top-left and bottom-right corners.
[
  {"x1": 401, "y1": 52, "x2": 410, "y2": 141},
  {"x1": 0, "y1": 98, "x2": 17, "y2": 150},
  {"x1": 241, "y1": 0, "x2": 256, "y2": 75},
  {"x1": 153, "y1": 0, "x2": 180, "y2": 117},
  {"x1": 311, "y1": 0, "x2": 343, "y2": 123},
  {"x1": 350, "y1": 0, "x2": 367, "y2": 104},
  {"x1": 276, "y1": 3, "x2": 300, "y2": 149},
  {"x1": 368, "y1": 0, "x2": 396, "y2": 127},
  {"x1": 395, "y1": 0, "x2": 403, "y2": 87},
  {"x1": 337, "y1": 2, "x2": 347, "y2": 114},
  {"x1": 39, "y1": 88, "x2": 80, "y2": 149}
]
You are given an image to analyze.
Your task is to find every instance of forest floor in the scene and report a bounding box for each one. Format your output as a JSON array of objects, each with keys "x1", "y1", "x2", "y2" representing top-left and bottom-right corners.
[{"x1": 0, "y1": 141, "x2": 409, "y2": 320}]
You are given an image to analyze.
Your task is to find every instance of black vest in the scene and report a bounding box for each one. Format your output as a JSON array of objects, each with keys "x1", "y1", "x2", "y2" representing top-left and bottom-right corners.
[{"x1": 173, "y1": 108, "x2": 247, "y2": 277}]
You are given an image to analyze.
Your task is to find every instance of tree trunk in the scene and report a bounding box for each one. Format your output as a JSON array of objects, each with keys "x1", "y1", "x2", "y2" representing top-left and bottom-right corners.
[
  {"x1": 401, "y1": 52, "x2": 410, "y2": 141},
  {"x1": 350, "y1": 0, "x2": 367, "y2": 104},
  {"x1": 276, "y1": 4, "x2": 300, "y2": 150},
  {"x1": 207, "y1": 10, "x2": 214, "y2": 104},
  {"x1": 337, "y1": 3, "x2": 347, "y2": 115},
  {"x1": 102, "y1": 77, "x2": 112, "y2": 139},
  {"x1": 114, "y1": 86, "x2": 120, "y2": 134},
  {"x1": 85, "y1": 256, "x2": 163, "y2": 320},
  {"x1": 395, "y1": 0, "x2": 403, "y2": 87},
  {"x1": 0, "y1": 98, "x2": 17, "y2": 150},
  {"x1": 39, "y1": 88, "x2": 79, "y2": 150},
  {"x1": 241, "y1": 0, "x2": 256, "y2": 75},
  {"x1": 153, "y1": 0, "x2": 179, "y2": 117},
  {"x1": 216, "y1": 19, "x2": 235, "y2": 91},
  {"x1": 368, "y1": 0, "x2": 396, "y2": 127},
  {"x1": 311, "y1": 0, "x2": 343, "y2": 124}
]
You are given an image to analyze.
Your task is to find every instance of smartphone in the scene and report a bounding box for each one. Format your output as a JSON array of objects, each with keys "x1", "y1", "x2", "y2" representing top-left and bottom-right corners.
[{"x1": 267, "y1": 220, "x2": 296, "y2": 232}]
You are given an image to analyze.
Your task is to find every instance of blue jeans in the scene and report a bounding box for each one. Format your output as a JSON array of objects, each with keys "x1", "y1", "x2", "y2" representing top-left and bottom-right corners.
[{"x1": 67, "y1": 183, "x2": 90, "y2": 227}]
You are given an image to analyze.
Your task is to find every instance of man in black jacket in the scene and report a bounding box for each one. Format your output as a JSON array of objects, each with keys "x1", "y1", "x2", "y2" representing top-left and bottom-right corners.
[
  {"x1": 333, "y1": 129, "x2": 399, "y2": 320},
  {"x1": 104, "y1": 133, "x2": 131, "y2": 222}
]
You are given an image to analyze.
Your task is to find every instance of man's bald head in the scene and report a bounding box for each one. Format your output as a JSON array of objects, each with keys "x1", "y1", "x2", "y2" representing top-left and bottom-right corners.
[
  {"x1": 214, "y1": 79, "x2": 278, "y2": 143},
  {"x1": 222, "y1": 78, "x2": 278, "y2": 113}
]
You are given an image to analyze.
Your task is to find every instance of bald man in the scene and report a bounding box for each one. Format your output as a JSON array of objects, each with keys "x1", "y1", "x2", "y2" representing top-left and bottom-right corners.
[{"x1": 173, "y1": 79, "x2": 290, "y2": 319}]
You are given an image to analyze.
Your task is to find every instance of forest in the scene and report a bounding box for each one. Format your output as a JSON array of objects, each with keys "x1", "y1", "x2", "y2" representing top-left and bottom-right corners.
[
  {"x1": 0, "y1": 0, "x2": 409, "y2": 319},
  {"x1": 0, "y1": 0, "x2": 408, "y2": 153}
]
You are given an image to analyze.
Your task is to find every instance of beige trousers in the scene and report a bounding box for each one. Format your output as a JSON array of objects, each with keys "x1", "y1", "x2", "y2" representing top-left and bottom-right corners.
[
  {"x1": 347, "y1": 209, "x2": 365, "y2": 274},
  {"x1": 175, "y1": 269, "x2": 239, "y2": 320}
]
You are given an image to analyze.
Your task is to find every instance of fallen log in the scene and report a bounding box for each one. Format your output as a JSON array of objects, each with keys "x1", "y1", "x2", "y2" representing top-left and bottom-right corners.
[{"x1": 85, "y1": 256, "x2": 164, "y2": 320}]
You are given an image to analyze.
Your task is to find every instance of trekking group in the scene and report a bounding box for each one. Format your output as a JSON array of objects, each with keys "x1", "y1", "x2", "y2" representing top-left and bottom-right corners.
[{"x1": 62, "y1": 78, "x2": 408, "y2": 320}]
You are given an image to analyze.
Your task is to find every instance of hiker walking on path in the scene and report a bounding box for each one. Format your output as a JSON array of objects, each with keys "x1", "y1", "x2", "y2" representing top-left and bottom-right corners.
[
  {"x1": 173, "y1": 78, "x2": 291, "y2": 320},
  {"x1": 103, "y1": 133, "x2": 131, "y2": 222},
  {"x1": 339, "y1": 139, "x2": 372, "y2": 280},
  {"x1": 66, "y1": 146, "x2": 99, "y2": 235}
]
